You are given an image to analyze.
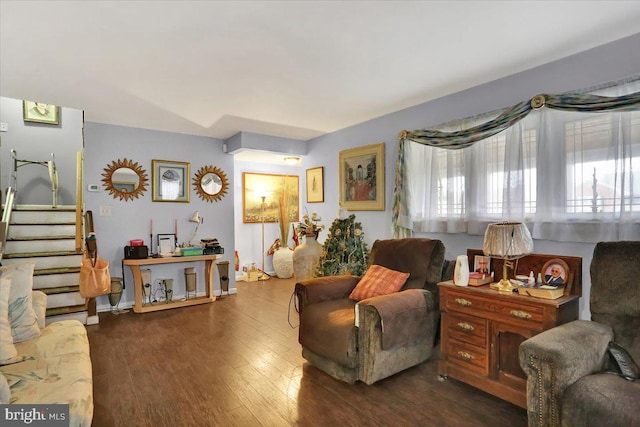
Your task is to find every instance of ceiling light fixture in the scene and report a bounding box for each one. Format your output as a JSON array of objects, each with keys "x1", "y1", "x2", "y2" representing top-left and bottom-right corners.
[{"x1": 283, "y1": 156, "x2": 300, "y2": 165}]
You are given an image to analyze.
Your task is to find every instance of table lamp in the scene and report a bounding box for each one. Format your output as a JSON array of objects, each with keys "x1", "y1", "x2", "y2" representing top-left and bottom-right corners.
[{"x1": 483, "y1": 222, "x2": 533, "y2": 292}]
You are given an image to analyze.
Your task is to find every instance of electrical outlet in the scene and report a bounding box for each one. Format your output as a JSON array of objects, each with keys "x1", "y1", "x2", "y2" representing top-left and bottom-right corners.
[
  {"x1": 0, "y1": 122, "x2": 8, "y2": 132},
  {"x1": 99, "y1": 206, "x2": 111, "y2": 216}
]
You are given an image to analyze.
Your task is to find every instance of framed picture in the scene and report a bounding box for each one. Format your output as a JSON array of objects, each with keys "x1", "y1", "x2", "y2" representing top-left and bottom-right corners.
[
  {"x1": 152, "y1": 160, "x2": 190, "y2": 202},
  {"x1": 243, "y1": 172, "x2": 299, "y2": 223},
  {"x1": 542, "y1": 259, "x2": 570, "y2": 286},
  {"x1": 474, "y1": 255, "x2": 491, "y2": 275},
  {"x1": 157, "y1": 233, "x2": 177, "y2": 254},
  {"x1": 338, "y1": 142, "x2": 385, "y2": 211},
  {"x1": 23, "y1": 101, "x2": 59, "y2": 125},
  {"x1": 306, "y1": 166, "x2": 324, "y2": 203}
]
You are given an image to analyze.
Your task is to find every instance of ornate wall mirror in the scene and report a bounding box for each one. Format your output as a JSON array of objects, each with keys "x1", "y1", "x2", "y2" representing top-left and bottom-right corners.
[
  {"x1": 193, "y1": 165, "x2": 229, "y2": 202},
  {"x1": 101, "y1": 158, "x2": 148, "y2": 201}
]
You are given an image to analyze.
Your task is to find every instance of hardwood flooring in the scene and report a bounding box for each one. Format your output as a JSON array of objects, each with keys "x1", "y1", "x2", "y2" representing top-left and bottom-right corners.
[{"x1": 88, "y1": 277, "x2": 527, "y2": 427}]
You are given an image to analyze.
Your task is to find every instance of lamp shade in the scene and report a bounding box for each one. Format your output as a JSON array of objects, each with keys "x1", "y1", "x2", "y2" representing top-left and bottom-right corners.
[
  {"x1": 189, "y1": 211, "x2": 203, "y2": 224},
  {"x1": 483, "y1": 222, "x2": 533, "y2": 260}
]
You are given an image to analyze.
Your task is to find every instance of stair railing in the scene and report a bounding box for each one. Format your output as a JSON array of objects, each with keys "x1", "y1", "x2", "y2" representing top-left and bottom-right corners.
[
  {"x1": 11, "y1": 149, "x2": 59, "y2": 208},
  {"x1": 0, "y1": 186, "x2": 16, "y2": 262}
]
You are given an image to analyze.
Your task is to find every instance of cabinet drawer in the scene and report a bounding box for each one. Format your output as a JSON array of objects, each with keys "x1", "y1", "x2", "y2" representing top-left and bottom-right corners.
[
  {"x1": 446, "y1": 338, "x2": 488, "y2": 375},
  {"x1": 445, "y1": 312, "x2": 487, "y2": 348},
  {"x1": 442, "y1": 291, "x2": 492, "y2": 315},
  {"x1": 492, "y1": 301, "x2": 543, "y2": 328}
]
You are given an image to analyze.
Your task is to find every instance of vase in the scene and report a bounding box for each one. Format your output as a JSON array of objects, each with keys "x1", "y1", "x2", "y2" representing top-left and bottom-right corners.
[
  {"x1": 454, "y1": 255, "x2": 470, "y2": 286},
  {"x1": 273, "y1": 247, "x2": 294, "y2": 279},
  {"x1": 293, "y1": 234, "x2": 323, "y2": 281}
]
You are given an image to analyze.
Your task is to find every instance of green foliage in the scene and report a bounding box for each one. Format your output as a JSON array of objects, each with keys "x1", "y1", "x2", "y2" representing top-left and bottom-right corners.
[{"x1": 316, "y1": 214, "x2": 369, "y2": 277}]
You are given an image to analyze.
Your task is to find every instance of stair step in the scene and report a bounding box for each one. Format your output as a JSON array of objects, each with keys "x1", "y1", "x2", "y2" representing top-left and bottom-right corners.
[
  {"x1": 5, "y1": 239, "x2": 77, "y2": 254},
  {"x1": 33, "y1": 271, "x2": 80, "y2": 289},
  {"x1": 40, "y1": 285, "x2": 80, "y2": 295},
  {"x1": 47, "y1": 292, "x2": 86, "y2": 309},
  {"x1": 34, "y1": 267, "x2": 81, "y2": 276},
  {"x1": 8, "y1": 224, "x2": 77, "y2": 239},
  {"x1": 3, "y1": 250, "x2": 81, "y2": 258},
  {"x1": 45, "y1": 311, "x2": 88, "y2": 326},
  {"x1": 11, "y1": 205, "x2": 76, "y2": 211},
  {"x1": 8, "y1": 235, "x2": 76, "y2": 241},
  {"x1": 2, "y1": 254, "x2": 83, "y2": 270},
  {"x1": 46, "y1": 304, "x2": 88, "y2": 317},
  {"x1": 10, "y1": 209, "x2": 76, "y2": 224}
]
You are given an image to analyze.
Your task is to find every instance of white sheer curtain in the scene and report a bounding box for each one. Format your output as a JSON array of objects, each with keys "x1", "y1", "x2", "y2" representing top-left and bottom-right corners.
[{"x1": 403, "y1": 77, "x2": 640, "y2": 242}]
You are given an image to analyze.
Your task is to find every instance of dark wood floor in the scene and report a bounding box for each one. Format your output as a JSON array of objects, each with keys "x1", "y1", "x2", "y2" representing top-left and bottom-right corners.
[{"x1": 87, "y1": 277, "x2": 527, "y2": 427}]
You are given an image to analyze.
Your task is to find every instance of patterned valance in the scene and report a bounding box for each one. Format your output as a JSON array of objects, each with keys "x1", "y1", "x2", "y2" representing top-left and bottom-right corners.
[{"x1": 399, "y1": 91, "x2": 640, "y2": 149}]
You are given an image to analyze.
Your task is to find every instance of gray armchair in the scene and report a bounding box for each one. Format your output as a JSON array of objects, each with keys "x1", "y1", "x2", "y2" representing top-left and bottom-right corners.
[
  {"x1": 295, "y1": 238, "x2": 447, "y2": 385},
  {"x1": 519, "y1": 241, "x2": 640, "y2": 427}
]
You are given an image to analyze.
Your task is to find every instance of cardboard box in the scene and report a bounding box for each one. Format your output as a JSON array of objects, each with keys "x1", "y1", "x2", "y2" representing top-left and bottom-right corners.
[{"x1": 245, "y1": 271, "x2": 259, "y2": 282}]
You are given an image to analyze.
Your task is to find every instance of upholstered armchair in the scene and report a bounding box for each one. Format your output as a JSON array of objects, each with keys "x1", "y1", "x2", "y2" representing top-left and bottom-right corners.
[
  {"x1": 295, "y1": 238, "x2": 447, "y2": 385},
  {"x1": 519, "y1": 241, "x2": 640, "y2": 427}
]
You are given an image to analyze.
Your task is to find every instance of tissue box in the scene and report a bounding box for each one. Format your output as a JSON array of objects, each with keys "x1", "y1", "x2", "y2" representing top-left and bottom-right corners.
[{"x1": 181, "y1": 247, "x2": 204, "y2": 256}]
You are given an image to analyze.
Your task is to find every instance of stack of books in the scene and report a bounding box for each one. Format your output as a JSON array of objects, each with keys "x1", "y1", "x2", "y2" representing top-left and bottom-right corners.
[{"x1": 468, "y1": 272, "x2": 492, "y2": 286}]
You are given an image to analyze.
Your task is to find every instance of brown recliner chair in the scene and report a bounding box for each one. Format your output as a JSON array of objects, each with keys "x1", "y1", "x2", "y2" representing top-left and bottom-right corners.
[
  {"x1": 295, "y1": 238, "x2": 447, "y2": 385},
  {"x1": 519, "y1": 241, "x2": 640, "y2": 427}
]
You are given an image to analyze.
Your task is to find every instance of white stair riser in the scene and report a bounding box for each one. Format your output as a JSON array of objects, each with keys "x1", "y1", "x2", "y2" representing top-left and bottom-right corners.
[
  {"x1": 2, "y1": 254, "x2": 83, "y2": 270},
  {"x1": 8, "y1": 225, "x2": 76, "y2": 239},
  {"x1": 45, "y1": 311, "x2": 88, "y2": 326},
  {"x1": 47, "y1": 292, "x2": 85, "y2": 309},
  {"x1": 33, "y1": 272, "x2": 80, "y2": 290},
  {"x1": 5, "y1": 239, "x2": 76, "y2": 254},
  {"x1": 11, "y1": 210, "x2": 76, "y2": 224}
]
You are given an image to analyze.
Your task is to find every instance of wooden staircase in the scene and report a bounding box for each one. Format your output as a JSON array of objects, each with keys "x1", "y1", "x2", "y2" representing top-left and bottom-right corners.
[{"x1": 2, "y1": 205, "x2": 89, "y2": 325}]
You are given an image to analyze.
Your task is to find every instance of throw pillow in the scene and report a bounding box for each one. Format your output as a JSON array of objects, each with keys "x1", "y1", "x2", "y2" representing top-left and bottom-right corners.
[
  {"x1": 349, "y1": 264, "x2": 410, "y2": 301},
  {"x1": 0, "y1": 372, "x2": 10, "y2": 404},
  {"x1": 0, "y1": 270, "x2": 19, "y2": 364},
  {"x1": 2, "y1": 261, "x2": 41, "y2": 343},
  {"x1": 32, "y1": 290, "x2": 48, "y2": 329}
]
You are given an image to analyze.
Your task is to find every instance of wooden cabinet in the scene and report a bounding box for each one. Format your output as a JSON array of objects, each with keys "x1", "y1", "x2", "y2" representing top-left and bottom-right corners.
[{"x1": 438, "y1": 280, "x2": 579, "y2": 408}]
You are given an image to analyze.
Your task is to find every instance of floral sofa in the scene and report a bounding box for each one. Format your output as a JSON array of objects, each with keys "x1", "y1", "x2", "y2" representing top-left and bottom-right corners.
[{"x1": 1, "y1": 262, "x2": 93, "y2": 426}]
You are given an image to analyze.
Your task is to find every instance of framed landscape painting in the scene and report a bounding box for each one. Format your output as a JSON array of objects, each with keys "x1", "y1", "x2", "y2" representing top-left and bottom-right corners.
[
  {"x1": 338, "y1": 142, "x2": 385, "y2": 211},
  {"x1": 243, "y1": 172, "x2": 299, "y2": 223}
]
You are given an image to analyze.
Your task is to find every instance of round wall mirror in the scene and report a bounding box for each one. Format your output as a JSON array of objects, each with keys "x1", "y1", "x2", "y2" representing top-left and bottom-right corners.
[
  {"x1": 102, "y1": 158, "x2": 148, "y2": 201},
  {"x1": 193, "y1": 165, "x2": 229, "y2": 202}
]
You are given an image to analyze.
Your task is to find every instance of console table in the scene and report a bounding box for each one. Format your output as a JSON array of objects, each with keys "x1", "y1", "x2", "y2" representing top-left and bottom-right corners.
[{"x1": 123, "y1": 254, "x2": 221, "y2": 313}]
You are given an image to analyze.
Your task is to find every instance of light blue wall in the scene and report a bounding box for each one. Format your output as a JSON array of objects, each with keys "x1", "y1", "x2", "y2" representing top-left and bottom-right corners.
[
  {"x1": 83, "y1": 122, "x2": 234, "y2": 309},
  {"x1": 0, "y1": 97, "x2": 84, "y2": 205},
  {"x1": 302, "y1": 33, "x2": 640, "y2": 320}
]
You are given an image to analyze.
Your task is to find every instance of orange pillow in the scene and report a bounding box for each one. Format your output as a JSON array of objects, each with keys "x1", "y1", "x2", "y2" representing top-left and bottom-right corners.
[{"x1": 349, "y1": 265, "x2": 410, "y2": 301}]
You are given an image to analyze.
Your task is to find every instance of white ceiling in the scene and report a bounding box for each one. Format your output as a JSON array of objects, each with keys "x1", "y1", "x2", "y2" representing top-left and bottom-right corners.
[{"x1": 1, "y1": 1, "x2": 640, "y2": 143}]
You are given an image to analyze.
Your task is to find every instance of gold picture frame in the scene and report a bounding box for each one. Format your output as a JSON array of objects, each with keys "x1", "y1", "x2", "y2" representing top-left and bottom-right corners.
[
  {"x1": 152, "y1": 159, "x2": 190, "y2": 202},
  {"x1": 542, "y1": 258, "x2": 570, "y2": 286},
  {"x1": 243, "y1": 172, "x2": 299, "y2": 223},
  {"x1": 23, "y1": 101, "x2": 59, "y2": 125},
  {"x1": 339, "y1": 142, "x2": 385, "y2": 211},
  {"x1": 306, "y1": 166, "x2": 324, "y2": 203}
]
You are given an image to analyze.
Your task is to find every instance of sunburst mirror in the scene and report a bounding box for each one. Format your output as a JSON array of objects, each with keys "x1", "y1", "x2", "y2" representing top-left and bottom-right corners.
[
  {"x1": 193, "y1": 165, "x2": 229, "y2": 202},
  {"x1": 101, "y1": 158, "x2": 148, "y2": 201}
]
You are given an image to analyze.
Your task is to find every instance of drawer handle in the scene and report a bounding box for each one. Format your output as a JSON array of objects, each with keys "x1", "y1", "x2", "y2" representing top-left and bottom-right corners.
[
  {"x1": 510, "y1": 309, "x2": 532, "y2": 319},
  {"x1": 457, "y1": 322, "x2": 474, "y2": 331},
  {"x1": 454, "y1": 298, "x2": 472, "y2": 307},
  {"x1": 457, "y1": 351, "x2": 474, "y2": 361}
]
